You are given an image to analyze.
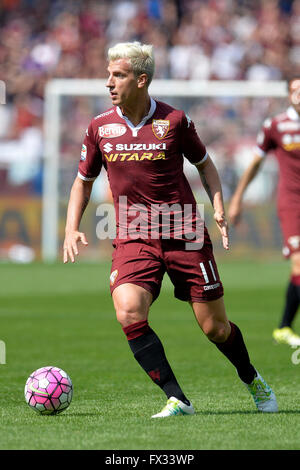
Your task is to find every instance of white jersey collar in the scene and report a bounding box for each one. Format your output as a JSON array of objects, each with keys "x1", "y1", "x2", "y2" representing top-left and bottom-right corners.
[
  {"x1": 116, "y1": 97, "x2": 156, "y2": 137},
  {"x1": 287, "y1": 106, "x2": 300, "y2": 121}
]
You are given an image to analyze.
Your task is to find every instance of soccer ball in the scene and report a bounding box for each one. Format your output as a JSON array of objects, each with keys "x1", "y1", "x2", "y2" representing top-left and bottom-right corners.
[{"x1": 24, "y1": 366, "x2": 73, "y2": 415}]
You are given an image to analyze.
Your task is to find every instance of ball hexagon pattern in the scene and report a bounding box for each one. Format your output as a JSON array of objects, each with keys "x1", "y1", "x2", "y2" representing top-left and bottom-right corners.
[{"x1": 24, "y1": 366, "x2": 73, "y2": 415}]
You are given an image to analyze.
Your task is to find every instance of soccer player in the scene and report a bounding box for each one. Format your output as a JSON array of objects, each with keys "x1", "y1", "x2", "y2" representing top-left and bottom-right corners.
[
  {"x1": 63, "y1": 42, "x2": 278, "y2": 417},
  {"x1": 229, "y1": 77, "x2": 300, "y2": 347}
]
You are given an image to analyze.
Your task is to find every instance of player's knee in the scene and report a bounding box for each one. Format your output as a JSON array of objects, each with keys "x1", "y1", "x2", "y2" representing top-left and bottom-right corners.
[
  {"x1": 203, "y1": 321, "x2": 230, "y2": 343},
  {"x1": 116, "y1": 307, "x2": 146, "y2": 328},
  {"x1": 113, "y1": 284, "x2": 151, "y2": 328},
  {"x1": 115, "y1": 296, "x2": 148, "y2": 327}
]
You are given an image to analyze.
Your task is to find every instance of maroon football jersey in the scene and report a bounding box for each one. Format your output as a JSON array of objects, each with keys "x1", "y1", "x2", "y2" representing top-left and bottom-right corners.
[
  {"x1": 255, "y1": 106, "x2": 300, "y2": 211},
  {"x1": 78, "y1": 98, "x2": 207, "y2": 242},
  {"x1": 78, "y1": 99, "x2": 207, "y2": 238}
]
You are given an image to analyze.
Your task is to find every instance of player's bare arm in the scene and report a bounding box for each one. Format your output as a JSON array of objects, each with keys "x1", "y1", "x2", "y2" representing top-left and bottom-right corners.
[
  {"x1": 196, "y1": 155, "x2": 229, "y2": 250},
  {"x1": 63, "y1": 176, "x2": 93, "y2": 263},
  {"x1": 228, "y1": 153, "x2": 264, "y2": 226}
]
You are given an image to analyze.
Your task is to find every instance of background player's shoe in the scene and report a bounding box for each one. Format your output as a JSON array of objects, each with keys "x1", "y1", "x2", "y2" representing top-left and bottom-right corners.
[
  {"x1": 151, "y1": 397, "x2": 195, "y2": 418},
  {"x1": 273, "y1": 327, "x2": 300, "y2": 346},
  {"x1": 245, "y1": 371, "x2": 278, "y2": 412}
]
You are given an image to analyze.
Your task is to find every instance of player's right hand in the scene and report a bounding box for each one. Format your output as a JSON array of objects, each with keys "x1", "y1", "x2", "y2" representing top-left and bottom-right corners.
[
  {"x1": 63, "y1": 231, "x2": 88, "y2": 263},
  {"x1": 228, "y1": 198, "x2": 242, "y2": 226}
]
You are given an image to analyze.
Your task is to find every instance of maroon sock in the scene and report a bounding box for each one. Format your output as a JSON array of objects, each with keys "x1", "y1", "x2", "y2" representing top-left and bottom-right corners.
[
  {"x1": 122, "y1": 321, "x2": 190, "y2": 405},
  {"x1": 212, "y1": 321, "x2": 256, "y2": 384}
]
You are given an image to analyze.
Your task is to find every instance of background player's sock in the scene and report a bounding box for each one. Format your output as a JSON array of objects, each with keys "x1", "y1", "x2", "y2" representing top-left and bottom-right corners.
[
  {"x1": 123, "y1": 320, "x2": 190, "y2": 405},
  {"x1": 279, "y1": 278, "x2": 300, "y2": 328},
  {"x1": 211, "y1": 321, "x2": 256, "y2": 384}
]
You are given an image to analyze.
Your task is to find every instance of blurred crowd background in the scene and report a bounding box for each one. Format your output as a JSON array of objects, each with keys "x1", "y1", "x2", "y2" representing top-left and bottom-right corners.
[{"x1": 0, "y1": 0, "x2": 298, "y2": 261}]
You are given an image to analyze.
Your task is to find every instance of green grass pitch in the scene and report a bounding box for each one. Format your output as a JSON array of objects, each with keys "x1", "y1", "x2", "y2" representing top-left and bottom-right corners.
[{"x1": 0, "y1": 258, "x2": 300, "y2": 450}]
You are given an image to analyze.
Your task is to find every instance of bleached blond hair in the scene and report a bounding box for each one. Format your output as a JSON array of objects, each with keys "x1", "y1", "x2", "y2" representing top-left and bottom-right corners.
[{"x1": 107, "y1": 41, "x2": 155, "y2": 86}]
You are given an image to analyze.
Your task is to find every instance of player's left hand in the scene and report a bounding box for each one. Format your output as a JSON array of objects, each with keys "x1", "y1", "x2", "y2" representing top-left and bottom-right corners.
[{"x1": 214, "y1": 211, "x2": 229, "y2": 250}]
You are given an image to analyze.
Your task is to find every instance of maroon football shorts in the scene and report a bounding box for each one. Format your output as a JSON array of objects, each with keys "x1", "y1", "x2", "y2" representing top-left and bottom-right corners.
[
  {"x1": 279, "y1": 209, "x2": 300, "y2": 258},
  {"x1": 109, "y1": 236, "x2": 224, "y2": 303}
]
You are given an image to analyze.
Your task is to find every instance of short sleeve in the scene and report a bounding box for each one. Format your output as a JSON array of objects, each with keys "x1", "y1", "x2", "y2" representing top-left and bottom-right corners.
[
  {"x1": 78, "y1": 121, "x2": 102, "y2": 181},
  {"x1": 255, "y1": 118, "x2": 276, "y2": 157},
  {"x1": 180, "y1": 112, "x2": 208, "y2": 165}
]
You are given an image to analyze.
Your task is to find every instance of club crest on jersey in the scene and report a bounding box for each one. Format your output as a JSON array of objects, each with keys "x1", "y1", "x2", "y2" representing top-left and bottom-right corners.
[
  {"x1": 152, "y1": 120, "x2": 170, "y2": 139},
  {"x1": 110, "y1": 269, "x2": 118, "y2": 286},
  {"x1": 99, "y1": 123, "x2": 127, "y2": 138}
]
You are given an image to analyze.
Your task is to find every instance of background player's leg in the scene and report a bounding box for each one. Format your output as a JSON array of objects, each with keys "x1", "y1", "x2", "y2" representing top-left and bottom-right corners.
[
  {"x1": 274, "y1": 252, "x2": 300, "y2": 345},
  {"x1": 279, "y1": 278, "x2": 299, "y2": 328},
  {"x1": 191, "y1": 297, "x2": 256, "y2": 384},
  {"x1": 113, "y1": 283, "x2": 190, "y2": 404},
  {"x1": 282, "y1": 252, "x2": 300, "y2": 326}
]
